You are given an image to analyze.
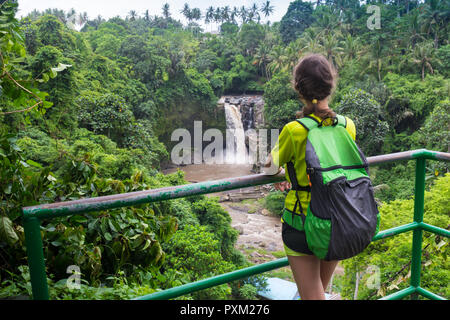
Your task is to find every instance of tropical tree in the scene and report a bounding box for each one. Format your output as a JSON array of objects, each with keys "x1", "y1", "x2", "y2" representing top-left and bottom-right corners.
[
  {"x1": 231, "y1": 7, "x2": 239, "y2": 24},
  {"x1": 181, "y1": 3, "x2": 192, "y2": 23},
  {"x1": 214, "y1": 7, "x2": 223, "y2": 24},
  {"x1": 311, "y1": 6, "x2": 340, "y2": 36},
  {"x1": 128, "y1": 10, "x2": 138, "y2": 21},
  {"x1": 253, "y1": 42, "x2": 272, "y2": 80},
  {"x1": 78, "y1": 12, "x2": 88, "y2": 27},
  {"x1": 403, "y1": 9, "x2": 424, "y2": 49},
  {"x1": 250, "y1": 3, "x2": 260, "y2": 23},
  {"x1": 261, "y1": 1, "x2": 275, "y2": 18},
  {"x1": 340, "y1": 34, "x2": 362, "y2": 63},
  {"x1": 205, "y1": 6, "x2": 214, "y2": 26},
  {"x1": 143, "y1": 9, "x2": 150, "y2": 21},
  {"x1": 419, "y1": 0, "x2": 449, "y2": 48},
  {"x1": 222, "y1": 6, "x2": 231, "y2": 23},
  {"x1": 239, "y1": 6, "x2": 247, "y2": 24},
  {"x1": 191, "y1": 8, "x2": 202, "y2": 23},
  {"x1": 318, "y1": 31, "x2": 343, "y2": 69},
  {"x1": 162, "y1": 3, "x2": 171, "y2": 19},
  {"x1": 297, "y1": 28, "x2": 321, "y2": 54},
  {"x1": 363, "y1": 38, "x2": 387, "y2": 82},
  {"x1": 409, "y1": 41, "x2": 438, "y2": 80},
  {"x1": 267, "y1": 45, "x2": 288, "y2": 74},
  {"x1": 279, "y1": 0, "x2": 315, "y2": 44}
]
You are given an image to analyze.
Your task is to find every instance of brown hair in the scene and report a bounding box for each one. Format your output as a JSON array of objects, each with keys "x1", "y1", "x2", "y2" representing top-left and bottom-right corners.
[{"x1": 293, "y1": 53, "x2": 337, "y2": 119}]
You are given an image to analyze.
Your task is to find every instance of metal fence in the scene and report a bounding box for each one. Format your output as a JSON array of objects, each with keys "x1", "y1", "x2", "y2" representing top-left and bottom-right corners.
[{"x1": 21, "y1": 149, "x2": 450, "y2": 300}]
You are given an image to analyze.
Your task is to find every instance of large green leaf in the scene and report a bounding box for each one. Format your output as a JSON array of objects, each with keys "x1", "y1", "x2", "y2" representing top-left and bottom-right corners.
[{"x1": 0, "y1": 216, "x2": 19, "y2": 245}]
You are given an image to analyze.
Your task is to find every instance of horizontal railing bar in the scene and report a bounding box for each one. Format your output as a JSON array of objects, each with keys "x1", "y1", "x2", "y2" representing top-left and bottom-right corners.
[
  {"x1": 368, "y1": 149, "x2": 450, "y2": 165},
  {"x1": 372, "y1": 222, "x2": 420, "y2": 241},
  {"x1": 415, "y1": 287, "x2": 447, "y2": 300},
  {"x1": 419, "y1": 222, "x2": 450, "y2": 238},
  {"x1": 134, "y1": 258, "x2": 290, "y2": 300},
  {"x1": 22, "y1": 149, "x2": 450, "y2": 220},
  {"x1": 23, "y1": 172, "x2": 286, "y2": 220},
  {"x1": 379, "y1": 286, "x2": 416, "y2": 300}
]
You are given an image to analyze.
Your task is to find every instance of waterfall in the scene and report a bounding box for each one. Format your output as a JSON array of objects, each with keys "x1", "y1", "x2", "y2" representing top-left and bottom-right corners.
[
  {"x1": 221, "y1": 95, "x2": 265, "y2": 166},
  {"x1": 224, "y1": 103, "x2": 247, "y2": 164}
]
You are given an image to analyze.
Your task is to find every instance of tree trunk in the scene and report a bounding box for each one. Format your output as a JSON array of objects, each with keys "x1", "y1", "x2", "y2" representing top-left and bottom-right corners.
[{"x1": 378, "y1": 61, "x2": 381, "y2": 82}]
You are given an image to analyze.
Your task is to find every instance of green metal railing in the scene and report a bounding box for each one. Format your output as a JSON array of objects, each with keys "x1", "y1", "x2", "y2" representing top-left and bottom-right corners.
[{"x1": 21, "y1": 149, "x2": 450, "y2": 300}]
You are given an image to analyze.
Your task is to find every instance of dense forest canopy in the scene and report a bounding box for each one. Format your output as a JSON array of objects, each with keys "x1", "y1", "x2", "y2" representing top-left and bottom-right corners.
[{"x1": 0, "y1": 0, "x2": 448, "y2": 300}]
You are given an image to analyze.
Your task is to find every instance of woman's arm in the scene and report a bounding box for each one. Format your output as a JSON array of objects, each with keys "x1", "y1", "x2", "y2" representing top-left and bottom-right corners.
[{"x1": 263, "y1": 154, "x2": 291, "y2": 192}]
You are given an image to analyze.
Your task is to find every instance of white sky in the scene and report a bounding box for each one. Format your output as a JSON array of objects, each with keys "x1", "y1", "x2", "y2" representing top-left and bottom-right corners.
[{"x1": 17, "y1": 0, "x2": 294, "y2": 27}]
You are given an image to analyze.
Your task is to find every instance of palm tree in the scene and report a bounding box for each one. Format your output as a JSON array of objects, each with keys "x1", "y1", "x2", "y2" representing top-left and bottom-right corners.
[
  {"x1": 318, "y1": 31, "x2": 343, "y2": 69},
  {"x1": 67, "y1": 8, "x2": 76, "y2": 20},
  {"x1": 231, "y1": 7, "x2": 239, "y2": 24},
  {"x1": 162, "y1": 3, "x2": 170, "y2": 19},
  {"x1": 311, "y1": 6, "x2": 340, "y2": 36},
  {"x1": 409, "y1": 41, "x2": 437, "y2": 80},
  {"x1": 250, "y1": 3, "x2": 260, "y2": 23},
  {"x1": 268, "y1": 45, "x2": 288, "y2": 74},
  {"x1": 364, "y1": 39, "x2": 386, "y2": 82},
  {"x1": 222, "y1": 6, "x2": 231, "y2": 23},
  {"x1": 205, "y1": 6, "x2": 214, "y2": 26},
  {"x1": 419, "y1": 0, "x2": 447, "y2": 48},
  {"x1": 128, "y1": 10, "x2": 138, "y2": 21},
  {"x1": 181, "y1": 3, "x2": 192, "y2": 23},
  {"x1": 143, "y1": 10, "x2": 150, "y2": 21},
  {"x1": 239, "y1": 6, "x2": 247, "y2": 24},
  {"x1": 403, "y1": 10, "x2": 424, "y2": 49},
  {"x1": 340, "y1": 34, "x2": 361, "y2": 63},
  {"x1": 284, "y1": 42, "x2": 303, "y2": 72},
  {"x1": 261, "y1": 1, "x2": 274, "y2": 18},
  {"x1": 254, "y1": 42, "x2": 272, "y2": 80},
  {"x1": 78, "y1": 12, "x2": 88, "y2": 26},
  {"x1": 298, "y1": 28, "x2": 321, "y2": 53},
  {"x1": 191, "y1": 8, "x2": 202, "y2": 23}
]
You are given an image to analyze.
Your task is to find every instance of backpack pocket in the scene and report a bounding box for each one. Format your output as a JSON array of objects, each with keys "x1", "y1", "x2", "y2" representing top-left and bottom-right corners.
[
  {"x1": 304, "y1": 206, "x2": 332, "y2": 260},
  {"x1": 326, "y1": 177, "x2": 379, "y2": 260}
]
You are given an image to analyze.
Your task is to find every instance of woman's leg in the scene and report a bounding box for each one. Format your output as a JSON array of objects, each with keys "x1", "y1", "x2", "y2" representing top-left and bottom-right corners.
[
  {"x1": 320, "y1": 260, "x2": 339, "y2": 292},
  {"x1": 287, "y1": 255, "x2": 325, "y2": 300}
]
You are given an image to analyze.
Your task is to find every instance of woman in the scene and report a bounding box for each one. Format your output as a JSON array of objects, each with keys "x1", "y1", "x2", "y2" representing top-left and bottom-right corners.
[{"x1": 265, "y1": 54, "x2": 356, "y2": 300}]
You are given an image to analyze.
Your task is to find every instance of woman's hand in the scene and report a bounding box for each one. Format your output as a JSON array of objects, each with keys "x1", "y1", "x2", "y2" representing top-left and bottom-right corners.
[{"x1": 274, "y1": 181, "x2": 291, "y2": 192}]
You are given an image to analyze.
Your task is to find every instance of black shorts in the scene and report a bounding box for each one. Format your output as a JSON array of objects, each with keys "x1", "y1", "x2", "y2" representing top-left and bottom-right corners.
[{"x1": 282, "y1": 222, "x2": 314, "y2": 256}]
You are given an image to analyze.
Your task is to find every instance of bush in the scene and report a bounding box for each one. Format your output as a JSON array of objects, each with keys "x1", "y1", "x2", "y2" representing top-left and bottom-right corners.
[
  {"x1": 335, "y1": 89, "x2": 389, "y2": 156},
  {"x1": 264, "y1": 191, "x2": 286, "y2": 216},
  {"x1": 340, "y1": 174, "x2": 450, "y2": 300},
  {"x1": 164, "y1": 224, "x2": 235, "y2": 299}
]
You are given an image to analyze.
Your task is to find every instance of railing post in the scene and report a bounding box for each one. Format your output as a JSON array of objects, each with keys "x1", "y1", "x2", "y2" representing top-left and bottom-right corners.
[
  {"x1": 23, "y1": 216, "x2": 49, "y2": 300},
  {"x1": 410, "y1": 157, "x2": 426, "y2": 299}
]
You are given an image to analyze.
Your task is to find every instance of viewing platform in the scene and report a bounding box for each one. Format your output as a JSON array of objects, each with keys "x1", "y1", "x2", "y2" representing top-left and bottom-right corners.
[{"x1": 21, "y1": 149, "x2": 450, "y2": 300}]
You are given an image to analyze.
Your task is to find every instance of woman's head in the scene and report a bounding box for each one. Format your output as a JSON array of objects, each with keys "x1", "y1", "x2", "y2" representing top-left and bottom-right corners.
[{"x1": 293, "y1": 53, "x2": 337, "y2": 119}]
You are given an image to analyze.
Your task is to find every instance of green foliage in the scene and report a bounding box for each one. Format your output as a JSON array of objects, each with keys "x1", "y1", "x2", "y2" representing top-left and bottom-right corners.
[
  {"x1": 165, "y1": 224, "x2": 234, "y2": 299},
  {"x1": 191, "y1": 197, "x2": 240, "y2": 262},
  {"x1": 239, "y1": 22, "x2": 265, "y2": 56},
  {"x1": 335, "y1": 89, "x2": 389, "y2": 156},
  {"x1": 279, "y1": 0, "x2": 315, "y2": 44},
  {"x1": 412, "y1": 99, "x2": 449, "y2": 154},
  {"x1": 341, "y1": 174, "x2": 450, "y2": 300},
  {"x1": 263, "y1": 191, "x2": 286, "y2": 216},
  {"x1": 263, "y1": 70, "x2": 300, "y2": 129},
  {"x1": 1, "y1": 0, "x2": 449, "y2": 301},
  {"x1": 35, "y1": 15, "x2": 76, "y2": 52},
  {"x1": 383, "y1": 73, "x2": 449, "y2": 128}
]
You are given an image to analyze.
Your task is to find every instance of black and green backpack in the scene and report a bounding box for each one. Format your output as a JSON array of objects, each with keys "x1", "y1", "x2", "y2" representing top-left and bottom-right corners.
[{"x1": 284, "y1": 114, "x2": 380, "y2": 261}]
